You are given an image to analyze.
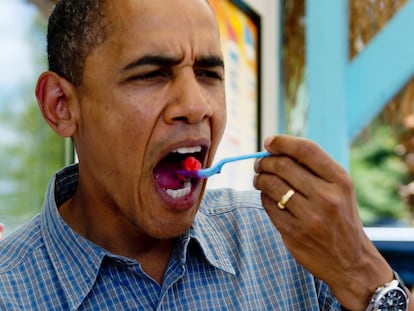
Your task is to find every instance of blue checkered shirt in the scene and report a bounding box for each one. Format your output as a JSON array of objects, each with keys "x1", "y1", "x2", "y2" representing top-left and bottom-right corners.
[{"x1": 0, "y1": 165, "x2": 341, "y2": 310}]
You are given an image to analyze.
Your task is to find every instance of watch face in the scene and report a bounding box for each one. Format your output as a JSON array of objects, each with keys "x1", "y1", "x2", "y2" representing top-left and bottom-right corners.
[{"x1": 376, "y1": 288, "x2": 408, "y2": 311}]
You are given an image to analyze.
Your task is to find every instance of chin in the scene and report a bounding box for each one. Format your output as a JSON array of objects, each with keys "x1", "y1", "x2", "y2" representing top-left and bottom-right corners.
[
  {"x1": 147, "y1": 217, "x2": 194, "y2": 240},
  {"x1": 151, "y1": 227, "x2": 189, "y2": 240}
]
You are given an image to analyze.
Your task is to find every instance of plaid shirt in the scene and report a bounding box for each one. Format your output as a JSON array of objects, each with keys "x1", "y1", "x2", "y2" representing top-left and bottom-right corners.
[{"x1": 0, "y1": 165, "x2": 341, "y2": 310}]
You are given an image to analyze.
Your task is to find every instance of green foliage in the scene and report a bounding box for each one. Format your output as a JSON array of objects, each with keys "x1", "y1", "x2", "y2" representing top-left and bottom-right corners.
[
  {"x1": 0, "y1": 9, "x2": 65, "y2": 235},
  {"x1": 350, "y1": 118, "x2": 410, "y2": 226},
  {"x1": 0, "y1": 99, "x2": 65, "y2": 233}
]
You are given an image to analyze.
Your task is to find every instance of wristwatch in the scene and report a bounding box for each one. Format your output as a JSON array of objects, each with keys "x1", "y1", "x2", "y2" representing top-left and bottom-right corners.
[{"x1": 365, "y1": 270, "x2": 409, "y2": 311}]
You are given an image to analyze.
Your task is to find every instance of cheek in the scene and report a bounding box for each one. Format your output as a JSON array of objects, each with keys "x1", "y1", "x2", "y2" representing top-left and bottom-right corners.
[
  {"x1": 117, "y1": 92, "x2": 161, "y2": 135},
  {"x1": 82, "y1": 99, "x2": 152, "y2": 169},
  {"x1": 116, "y1": 110, "x2": 155, "y2": 155}
]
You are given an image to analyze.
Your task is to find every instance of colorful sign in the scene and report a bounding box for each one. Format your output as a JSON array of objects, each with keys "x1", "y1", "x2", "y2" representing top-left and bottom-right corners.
[{"x1": 208, "y1": 0, "x2": 261, "y2": 189}]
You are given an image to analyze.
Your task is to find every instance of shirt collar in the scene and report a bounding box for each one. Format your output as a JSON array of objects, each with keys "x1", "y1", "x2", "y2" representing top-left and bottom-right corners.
[
  {"x1": 41, "y1": 164, "x2": 106, "y2": 310},
  {"x1": 189, "y1": 201, "x2": 236, "y2": 275}
]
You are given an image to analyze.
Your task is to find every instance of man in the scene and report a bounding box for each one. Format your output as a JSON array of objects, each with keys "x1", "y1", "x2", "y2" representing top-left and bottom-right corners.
[{"x1": 0, "y1": 0, "x2": 412, "y2": 310}]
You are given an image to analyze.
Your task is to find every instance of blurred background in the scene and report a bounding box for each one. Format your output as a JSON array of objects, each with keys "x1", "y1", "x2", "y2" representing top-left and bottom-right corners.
[
  {"x1": 0, "y1": 0, "x2": 66, "y2": 237},
  {"x1": 283, "y1": 0, "x2": 414, "y2": 226}
]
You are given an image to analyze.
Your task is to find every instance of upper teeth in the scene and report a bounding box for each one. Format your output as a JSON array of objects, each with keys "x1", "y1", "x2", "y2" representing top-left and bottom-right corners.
[{"x1": 172, "y1": 146, "x2": 202, "y2": 154}]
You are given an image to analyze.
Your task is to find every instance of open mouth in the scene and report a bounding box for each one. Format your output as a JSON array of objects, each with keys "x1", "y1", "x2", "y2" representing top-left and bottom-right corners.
[{"x1": 153, "y1": 146, "x2": 206, "y2": 199}]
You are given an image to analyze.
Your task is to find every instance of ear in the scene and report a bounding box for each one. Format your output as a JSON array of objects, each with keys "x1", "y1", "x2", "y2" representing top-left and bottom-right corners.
[{"x1": 35, "y1": 71, "x2": 79, "y2": 137}]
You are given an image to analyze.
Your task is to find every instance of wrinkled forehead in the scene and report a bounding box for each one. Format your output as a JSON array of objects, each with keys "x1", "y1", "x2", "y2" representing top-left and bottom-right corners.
[
  {"x1": 99, "y1": 0, "x2": 222, "y2": 60},
  {"x1": 105, "y1": 0, "x2": 218, "y2": 36}
]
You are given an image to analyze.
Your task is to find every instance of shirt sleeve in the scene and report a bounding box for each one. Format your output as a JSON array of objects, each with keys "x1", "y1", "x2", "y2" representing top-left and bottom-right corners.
[{"x1": 316, "y1": 277, "x2": 342, "y2": 310}]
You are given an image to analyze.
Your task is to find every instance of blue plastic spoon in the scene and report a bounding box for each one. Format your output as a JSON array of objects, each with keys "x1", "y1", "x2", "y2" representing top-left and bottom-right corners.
[{"x1": 176, "y1": 151, "x2": 270, "y2": 179}]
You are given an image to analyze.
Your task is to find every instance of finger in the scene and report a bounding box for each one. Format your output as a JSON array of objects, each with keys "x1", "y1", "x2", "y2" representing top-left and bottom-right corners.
[
  {"x1": 260, "y1": 191, "x2": 315, "y2": 239},
  {"x1": 255, "y1": 154, "x2": 328, "y2": 200},
  {"x1": 254, "y1": 155, "x2": 354, "y2": 225},
  {"x1": 263, "y1": 135, "x2": 348, "y2": 183},
  {"x1": 261, "y1": 191, "x2": 296, "y2": 223},
  {"x1": 254, "y1": 172, "x2": 307, "y2": 218}
]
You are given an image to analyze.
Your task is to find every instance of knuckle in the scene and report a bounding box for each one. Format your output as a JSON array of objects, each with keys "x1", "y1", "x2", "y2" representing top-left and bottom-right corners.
[
  {"x1": 276, "y1": 156, "x2": 294, "y2": 172},
  {"x1": 255, "y1": 173, "x2": 276, "y2": 191},
  {"x1": 340, "y1": 173, "x2": 354, "y2": 194},
  {"x1": 265, "y1": 175, "x2": 284, "y2": 195},
  {"x1": 317, "y1": 188, "x2": 347, "y2": 220},
  {"x1": 297, "y1": 140, "x2": 319, "y2": 158},
  {"x1": 256, "y1": 173, "x2": 286, "y2": 201},
  {"x1": 322, "y1": 192, "x2": 342, "y2": 213}
]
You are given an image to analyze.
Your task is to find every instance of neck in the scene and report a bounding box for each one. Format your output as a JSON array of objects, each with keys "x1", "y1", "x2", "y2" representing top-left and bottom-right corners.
[{"x1": 59, "y1": 195, "x2": 174, "y2": 284}]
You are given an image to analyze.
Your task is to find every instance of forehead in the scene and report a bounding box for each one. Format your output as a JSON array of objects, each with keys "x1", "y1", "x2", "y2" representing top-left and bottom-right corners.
[{"x1": 100, "y1": 0, "x2": 222, "y2": 59}]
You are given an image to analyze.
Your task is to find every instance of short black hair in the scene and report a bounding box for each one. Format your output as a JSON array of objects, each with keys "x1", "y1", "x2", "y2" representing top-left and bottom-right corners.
[{"x1": 47, "y1": 0, "x2": 109, "y2": 86}]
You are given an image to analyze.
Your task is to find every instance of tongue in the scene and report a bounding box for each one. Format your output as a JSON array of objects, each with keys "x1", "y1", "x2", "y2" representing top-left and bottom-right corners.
[{"x1": 154, "y1": 160, "x2": 183, "y2": 189}]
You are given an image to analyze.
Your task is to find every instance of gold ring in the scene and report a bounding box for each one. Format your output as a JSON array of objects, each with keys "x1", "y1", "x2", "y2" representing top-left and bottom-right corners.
[{"x1": 277, "y1": 189, "x2": 296, "y2": 210}]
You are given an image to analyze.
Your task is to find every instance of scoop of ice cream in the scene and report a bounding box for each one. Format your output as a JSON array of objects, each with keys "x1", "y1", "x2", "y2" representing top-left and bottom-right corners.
[{"x1": 182, "y1": 156, "x2": 202, "y2": 171}]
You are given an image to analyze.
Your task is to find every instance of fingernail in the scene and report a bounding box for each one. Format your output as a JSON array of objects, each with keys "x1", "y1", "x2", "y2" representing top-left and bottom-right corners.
[{"x1": 263, "y1": 136, "x2": 274, "y2": 148}]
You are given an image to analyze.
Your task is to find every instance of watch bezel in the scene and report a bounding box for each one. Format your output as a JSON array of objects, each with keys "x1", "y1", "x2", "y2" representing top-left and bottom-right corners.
[
  {"x1": 366, "y1": 273, "x2": 409, "y2": 311},
  {"x1": 373, "y1": 282, "x2": 408, "y2": 310}
]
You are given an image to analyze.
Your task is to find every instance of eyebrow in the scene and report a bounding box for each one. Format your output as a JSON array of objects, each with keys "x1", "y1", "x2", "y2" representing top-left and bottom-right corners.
[
  {"x1": 196, "y1": 56, "x2": 224, "y2": 69},
  {"x1": 122, "y1": 55, "x2": 224, "y2": 72}
]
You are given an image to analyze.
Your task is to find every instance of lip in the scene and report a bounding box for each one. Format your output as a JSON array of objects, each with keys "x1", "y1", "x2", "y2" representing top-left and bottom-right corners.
[
  {"x1": 155, "y1": 184, "x2": 203, "y2": 211},
  {"x1": 152, "y1": 138, "x2": 210, "y2": 210}
]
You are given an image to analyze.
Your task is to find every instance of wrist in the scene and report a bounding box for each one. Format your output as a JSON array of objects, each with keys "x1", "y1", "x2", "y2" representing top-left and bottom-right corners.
[
  {"x1": 339, "y1": 269, "x2": 410, "y2": 311},
  {"x1": 364, "y1": 270, "x2": 409, "y2": 311},
  {"x1": 332, "y1": 241, "x2": 394, "y2": 310}
]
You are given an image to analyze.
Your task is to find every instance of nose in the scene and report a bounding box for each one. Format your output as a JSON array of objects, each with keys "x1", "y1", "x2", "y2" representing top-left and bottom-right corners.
[{"x1": 164, "y1": 71, "x2": 214, "y2": 124}]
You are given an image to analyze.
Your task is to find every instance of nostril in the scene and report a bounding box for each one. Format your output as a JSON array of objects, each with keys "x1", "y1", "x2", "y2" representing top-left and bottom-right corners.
[
  {"x1": 168, "y1": 109, "x2": 211, "y2": 124},
  {"x1": 172, "y1": 116, "x2": 189, "y2": 123}
]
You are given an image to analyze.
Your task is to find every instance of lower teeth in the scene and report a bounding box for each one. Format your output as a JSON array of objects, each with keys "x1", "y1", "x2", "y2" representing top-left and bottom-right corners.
[{"x1": 165, "y1": 181, "x2": 192, "y2": 199}]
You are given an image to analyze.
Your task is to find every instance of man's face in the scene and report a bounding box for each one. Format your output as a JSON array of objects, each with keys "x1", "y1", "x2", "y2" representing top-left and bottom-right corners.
[{"x1": 73, "y1": 0, "x2": 226, "y2": 239}]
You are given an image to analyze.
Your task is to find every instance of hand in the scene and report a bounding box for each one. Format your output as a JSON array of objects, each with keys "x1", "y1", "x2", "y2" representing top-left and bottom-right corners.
[{"x1": 253, "y1": 135, "x2": 397, "y2": 310}]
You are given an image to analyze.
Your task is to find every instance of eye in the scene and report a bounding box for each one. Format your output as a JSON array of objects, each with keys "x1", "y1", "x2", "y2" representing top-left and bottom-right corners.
[
  {"x1": 195, "y1": 69, "x2": 224, "y2": 82},
  {"x1": 128, "y1": 69, "x2": 170, "y2": 82}
]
